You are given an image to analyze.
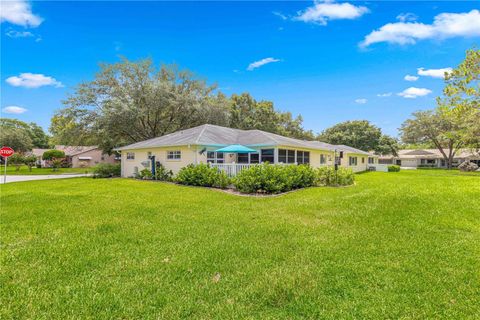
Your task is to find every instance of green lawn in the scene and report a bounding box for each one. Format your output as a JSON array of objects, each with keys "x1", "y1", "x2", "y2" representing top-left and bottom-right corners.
[
  {"x1": 1, "y1": 170, "x2": 479, "y2": 319},
  {"x1": 3, "y1": 165, "x2": 91, "y2": 175}
]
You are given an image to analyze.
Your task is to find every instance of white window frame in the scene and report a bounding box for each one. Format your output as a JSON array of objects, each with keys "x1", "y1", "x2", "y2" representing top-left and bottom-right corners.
[
  {"x1": 126, "y1": 152, "x2": 135, "y2": 160},
  {"x1": 320, "y1": 154, "x2": 326, "y2": 165},
  {"x1": 207, "y1": 151, "x2": 224, "y2": 163},
  {"x1": 167, "y1": 150, "x2": 181, "y2": 161},
  {"x1": 349, "y1": 156, "x2": 358, "y2": 166}
]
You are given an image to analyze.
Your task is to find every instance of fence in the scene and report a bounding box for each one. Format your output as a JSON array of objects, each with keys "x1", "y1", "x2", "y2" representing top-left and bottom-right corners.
[{"x1": 209, "y1": 163, "x2": 257, "y2": 177}]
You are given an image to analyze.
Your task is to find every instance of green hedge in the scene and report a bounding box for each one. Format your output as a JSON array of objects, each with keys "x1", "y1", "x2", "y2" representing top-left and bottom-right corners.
[
  {"x1": 316, "y1": 166, "x2": 355, "y2": 187},
  {"x1": 234, "y1": 164, "x2": 317, "y2": 194},
  {"x1": 175, "y1": 164, "x2": 230, "y2": 189},
  {"x1": 93, "y1": 163, "x2": 121, "y2": 178},
  {"x1": 388, "y1": 165, "x2": 401, "y2": 172}
]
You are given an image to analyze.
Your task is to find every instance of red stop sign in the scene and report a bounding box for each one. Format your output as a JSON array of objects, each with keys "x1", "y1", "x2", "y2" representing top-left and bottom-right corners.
[{"x1": 0, "y1": 147, "x2": 14, "y2": 158}]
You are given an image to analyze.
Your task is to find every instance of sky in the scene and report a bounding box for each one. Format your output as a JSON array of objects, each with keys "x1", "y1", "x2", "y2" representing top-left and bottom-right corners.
[{"x1": 1, "y1": 1, "x2": 479, "y2": 137}]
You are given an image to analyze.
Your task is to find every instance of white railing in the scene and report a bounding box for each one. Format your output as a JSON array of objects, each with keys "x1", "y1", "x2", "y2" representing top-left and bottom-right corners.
[
  {"x1": 210, "y1": 163, "x2": 257, "y2": 177},
  {"x1": 368, "y1": 164, "x2": 389, "y2": 172}
]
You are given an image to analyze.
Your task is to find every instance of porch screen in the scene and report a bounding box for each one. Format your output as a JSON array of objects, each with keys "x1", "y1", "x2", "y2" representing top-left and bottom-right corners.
[
  {"x1": 297, "y1": 151, "x2": 310, "y2": 164},
  {"x1": 261, "y1": 149, "x2": 274, "y2": 163},
  {"x1": 278, "y1": 149, "x2": 295, "y2": 164},
  {"x1": 237, "y1": 153, "x2": 249, "y2": 164}
]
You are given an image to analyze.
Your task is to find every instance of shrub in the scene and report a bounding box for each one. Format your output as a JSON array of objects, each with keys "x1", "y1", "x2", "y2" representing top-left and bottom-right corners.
[
  {"x1": 458, "y1": 161, "x2": 479, "y2": 172},
  {"x1": 8, "y1": 154, "x2": 25, "y2": 171},
  {"x1": 234, "y1": 164, "x2": 316, "y2": 194},
  {"x1": 175, "y1": 164, "x2": 231, "y2": 189},
  {"x1": 93, "y1": 163, "x2": 121, "y2": 178},
  {"x1": 42, "y1": 149, "x2": 65, "y2": 160},
  {"x1": 316, "y1": 166, "x2": 355, "y2": 187},
  {"x1": 139, "y1": 168, "x2": 153, "y2": 180},
  {"x1": 24, "y1": 155, "x2": 37, "y2": 172},
  {"x1": 154, "y1": 163, "x2": 173, "y2": 181},
  {"x1": 388, "y1": 165, "x2": 401, "y2": 172}
]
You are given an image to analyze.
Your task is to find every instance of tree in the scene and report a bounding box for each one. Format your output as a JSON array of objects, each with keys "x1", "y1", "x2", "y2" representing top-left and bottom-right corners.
[
  {"x1": 42, "y1": 150, "x2": 66, "y2": 172},
  {"x1": 228, "y1": 93, "x2": 314, "y2": 139},
  {"x1": 9, "y1": 154, "x2": 25, "y2": 171},
  {"x1": 437, "y1": 48, "x2": 480, "y2": 149},
  {"x1": 24, "y1": 155, "x2": 38, "y2": 172},
  {"x1": 53, "y1": 58, "x2": 230, "y2": 152},
  {"x1": 317, "y1": 120, "x2": 398, "y2": 154},
  {"x1": 400, "y1": 110, "x2": 466, "y2": 169},
  {"x1": 0, "y1": 127, "x2": 33, "y2": 153},
  {"x1": 0, "y1": 118, "x2": 50, "y2": 149}
]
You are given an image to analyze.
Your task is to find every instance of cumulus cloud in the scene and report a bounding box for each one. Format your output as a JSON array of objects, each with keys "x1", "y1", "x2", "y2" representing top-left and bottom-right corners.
[
  {"x1": 2, "y1": 106, "x2": 27, "y2": 114},
  {"x1": 398, "y1": 87, "x2": 432, "y2": 99},
  {"x1": 417, "y1": 67, "x2": 452, "y2": 79},
  {"x1": 377, "y1": 92, "x2": 392, "y2": 97},
  {"x1": 360, "y1": 9, "x2": 480, "y2": 48},
  {"x1": 6, "y1": 73, "x2": 64, "y2": 88},
  {"x1": 247, "y1": 57, "x2": 281, "y2": 71},
  {"x1": 0, "y1": 0, "x2": 43, "y2": 27},
  {"x1": 404, "y1": 75, "x2": 419, "y2": 82},
  {"x1": 295, "y1": 0, "x2": 369, "y2": 26},
  {"x1": 355, "y1": 98, "x2": 367, "y2": 104}
]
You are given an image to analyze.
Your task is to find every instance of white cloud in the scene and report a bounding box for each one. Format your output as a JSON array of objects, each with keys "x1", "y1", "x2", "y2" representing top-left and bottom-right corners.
[
  {"x1": 396, "y1": 13, "x2": 418, "y2": 22},
  {"x1": 404, "y1": 75, "x2": 419, "y2": 82},
  {"x1": 247, "y1": 57, "x2": 281, "y2": 71},
  {"x1": 6, "y1": 73, "x2": 64, "y2": 88},
  {"x1": 360, "y1": 9, "x2": 480, "y2": 47},
  {"x1": 377, "y1": 92, "x2": 392, "y2": 97},
  {"x1": 5, "y1": 29, "x2": 33, "y2": 38},
  {"x1": 2, "y1": 106, "x2": 27, "y2": 114},
  {"x1": 295, "y1": 0, "x2": 369, "y2": 26},
  {"x1": 398, "y1": 87, "x2": 432, "y2": 99},
  {"x1": 355, "y1": 98, "x2": 367, "y2": 104},
  {"x1": 273, "y1": 11, "x2": 288, "y2": 20},
  {"x1": 417, "y1": 67, "x2": 452, "y2": 79},
  {"x1": 0, "y1": 0, "x2": 43, "y2": 27}
]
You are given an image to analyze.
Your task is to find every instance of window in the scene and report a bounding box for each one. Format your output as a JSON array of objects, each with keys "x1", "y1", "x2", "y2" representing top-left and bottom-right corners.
[
  {"x1": 167, "y1": 150, "x2": 181, "y2": 160},
  {"x1": 328, "y1": 155, "x2": 332, "y2": 162},
  {"x1": 368, "y1": 157, "x2": 375, "y2": 164},
  {"x1": 237, "y1": 153, "x2": 249, "y2": 164},
  {"x1": 278, "y1": 149, "x2": 296, "y2": 164},
  {"x1": 207, "y1": 151, "x2": 224, "y2": 163},
  {"x1": 320, "y1": 154, "x2": 326, "y2": 165},
  {"x1": 250, "y1": 153, "x2": 259, "y2": 164},
  {"x1": 261, "y1": 149, "x2": 274, "y2": 163},
  {"x1": 362, "y1": 157, "x2": 365, "y2": 164},
  {"x1": 127, "y1": 152, "x2": 135, "y2": 160},
  {"x1": 349, "y1": 156, "x2": 358, "y2": 166},
  {"x1": 297, "y1": 151, "x2": 310, "y2": 164},
  {"x1": 339, "y1": 151, "x2": 344, "y2": 158}
]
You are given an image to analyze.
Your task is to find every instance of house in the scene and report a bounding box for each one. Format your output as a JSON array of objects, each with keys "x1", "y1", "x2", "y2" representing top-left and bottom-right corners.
[
  {"x1": 379, "y1": 149, "x2": 480, "y2": 168},
  {"x1": 32, "y1": 145, "x2": 118, "y2": 168},
  {"x1": 115, "y1": 124, "x2": 380, "y2": 177}
]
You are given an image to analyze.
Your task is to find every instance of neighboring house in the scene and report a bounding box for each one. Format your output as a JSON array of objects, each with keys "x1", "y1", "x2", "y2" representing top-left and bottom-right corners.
[
  {"x1": 379, "y1": 149, "x2": 480, "y2": 168},
  {"x1": 32, "y1": 145, "x2": 118, "y2": 168},
  {"x1": 115, "y1": 124, "x2": 380, "y2": 177}
]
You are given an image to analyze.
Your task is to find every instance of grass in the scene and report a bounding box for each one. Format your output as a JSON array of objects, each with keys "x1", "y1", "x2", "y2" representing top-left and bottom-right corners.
[
  {"x1": 3, "y1": 165, "x2": 91, "y2": 175},
  {"x1": 1, "y1": 170, "x2": 479, "y2": 319}
]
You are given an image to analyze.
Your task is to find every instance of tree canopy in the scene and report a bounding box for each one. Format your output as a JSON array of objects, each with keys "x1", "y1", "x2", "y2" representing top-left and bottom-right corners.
[
  {"x1": 0, "y1": 118, "x2": 50, "y2": 150},
  {"x1": 51, "y1": 58, "x2": 313, "y2": 152},
  {"x1": 317, "y1": 120, "x2": 398, "y2": 155}
]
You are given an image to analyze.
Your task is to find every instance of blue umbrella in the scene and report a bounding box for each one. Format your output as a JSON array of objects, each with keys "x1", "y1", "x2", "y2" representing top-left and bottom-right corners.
[{"x1": 215, "y1": 144, "x2": 257, "y2": 153}]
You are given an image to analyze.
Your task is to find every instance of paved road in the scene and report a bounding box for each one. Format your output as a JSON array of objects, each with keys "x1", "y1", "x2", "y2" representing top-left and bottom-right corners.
[{"x1": 2, "y1": 174, "x2": 90, "y2": 184}]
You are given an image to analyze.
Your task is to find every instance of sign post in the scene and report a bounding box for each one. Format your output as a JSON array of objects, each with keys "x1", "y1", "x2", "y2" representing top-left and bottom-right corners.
[{"x1": 0, "y1": 147, "x2": 15, "y2": 184}]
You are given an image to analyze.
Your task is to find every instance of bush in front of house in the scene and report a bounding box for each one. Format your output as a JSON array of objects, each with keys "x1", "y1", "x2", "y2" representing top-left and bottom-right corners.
[
  {"x1": 42, "y1": 149, "x2": 66, "y2": 171},
  {"x1": 24, "y1": 155, "x2": 37, "y2": 172},
  {"x1": 139, "y1": 168, "x2": 153, "y2": 179},
  {"x1": 458, "y1": 161, "x2": 479, "y2": 172},
  {"x1": 388, "y1": 165, "x2": 401, "y2": 172},
  {"x1": 8, "y1": 154, "x2": 25, "y2": 171},
  {"x1": 234, "y1": 164, "x2": 317, "y2": 194},
  {"x1": 175, "y1": 164, "x2": 231, "y2": 189},
  {"x1": 93, "y1": 163, "x2": 121, "y2": 178},
  {"x1": 316, "y1": 166, "x2": 355, "y2": 187},
  {"x1": 154, "y1": 163, "x2": 173, "y2": 181}
]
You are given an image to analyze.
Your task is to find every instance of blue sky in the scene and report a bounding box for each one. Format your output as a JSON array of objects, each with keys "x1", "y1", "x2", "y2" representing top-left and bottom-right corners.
[{"x1": 1, "y1": 1, "x2": 479, "y2": 137}]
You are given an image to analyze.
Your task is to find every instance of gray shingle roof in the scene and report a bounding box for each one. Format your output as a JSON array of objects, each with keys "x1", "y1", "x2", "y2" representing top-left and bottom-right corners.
[{"x1": 115, "y1": 124, "x2": 371, "y2": 155}]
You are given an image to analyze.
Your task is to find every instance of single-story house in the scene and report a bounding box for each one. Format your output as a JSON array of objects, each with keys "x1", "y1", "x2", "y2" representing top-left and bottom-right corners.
[
  {"x1": 379, "y1": 149, "x2": 480, "y2": 168},
  {"x1": 115, "y1": 124, "x2": 380, "y2": 177},
  {"x1": 32, "y1": 145, "x2": 118, "y2": 168}
]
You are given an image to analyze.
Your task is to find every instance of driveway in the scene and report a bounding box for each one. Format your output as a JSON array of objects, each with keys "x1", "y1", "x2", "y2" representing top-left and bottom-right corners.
[{"x1": 2, "y1": 174, "x2": 90, "y2": 184}]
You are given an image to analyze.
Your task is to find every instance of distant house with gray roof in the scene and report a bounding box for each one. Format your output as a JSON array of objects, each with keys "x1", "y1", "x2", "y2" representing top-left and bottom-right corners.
[{"x1": 32, "y1": 145, "x2": 118, "y2": 168}]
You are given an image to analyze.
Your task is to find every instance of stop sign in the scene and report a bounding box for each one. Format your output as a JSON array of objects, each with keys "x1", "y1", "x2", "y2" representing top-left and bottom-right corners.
[{"x1": 0, "y1": 147, "x2": 14, "y2": 158}]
